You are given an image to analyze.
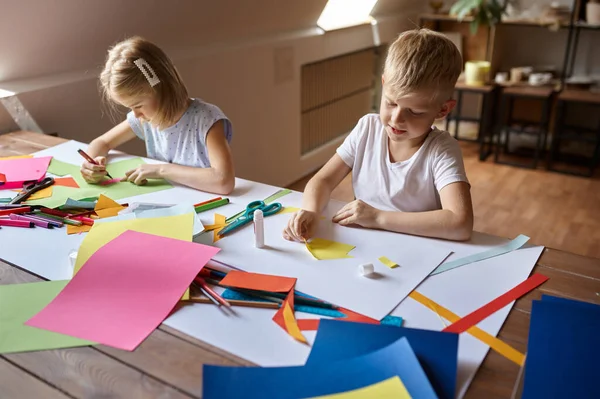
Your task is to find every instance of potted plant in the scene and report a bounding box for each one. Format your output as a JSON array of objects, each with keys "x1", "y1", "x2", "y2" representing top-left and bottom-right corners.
[{"x1": 450, "y1": 0, "x2": 509, "y2": 34}]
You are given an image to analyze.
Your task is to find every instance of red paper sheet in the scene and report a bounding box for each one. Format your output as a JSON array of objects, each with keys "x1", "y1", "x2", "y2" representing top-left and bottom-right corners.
[{"x1": 220, "y1": 270, "x2": 296, "y2": 293}]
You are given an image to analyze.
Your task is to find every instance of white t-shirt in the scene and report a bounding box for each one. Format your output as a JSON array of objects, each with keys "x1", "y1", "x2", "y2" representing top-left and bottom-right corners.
[
  {"x1": 127, "y1": 98, "x2": 232, "y2": 168},
  {"x1": 336, "y1": 114, "x2": 469, "y2": 212}
]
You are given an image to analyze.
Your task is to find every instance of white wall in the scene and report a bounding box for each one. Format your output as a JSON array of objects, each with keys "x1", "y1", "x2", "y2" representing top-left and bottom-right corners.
[{"x1": 0, "y1": 0, "x2": 426, "y2": 186}]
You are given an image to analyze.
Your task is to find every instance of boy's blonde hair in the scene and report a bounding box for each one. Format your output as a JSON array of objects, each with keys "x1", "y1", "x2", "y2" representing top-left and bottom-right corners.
[
  {"x1": 383, "y1": 28, "x2": 462, "y2": 102},
  {"x1": 100, "y1": 37, "x2": 189, "y2": 129}
]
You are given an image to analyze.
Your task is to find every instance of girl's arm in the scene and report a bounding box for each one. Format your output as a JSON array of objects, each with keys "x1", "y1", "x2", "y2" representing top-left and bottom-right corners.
[
  {"x1": 332, "y1": 181, "x2": 474, "y2": 241},
  {"x1": 124, "y1": 120, "x2": 235, "y2": 195},
  {"x1": 86, "y1": 120, "x2": 137, "y2": 158}
]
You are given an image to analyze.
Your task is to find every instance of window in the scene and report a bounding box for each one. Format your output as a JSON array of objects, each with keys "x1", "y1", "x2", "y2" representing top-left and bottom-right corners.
[{"x1": 317, "y1": 0, "x2": 379, "y2": 32}]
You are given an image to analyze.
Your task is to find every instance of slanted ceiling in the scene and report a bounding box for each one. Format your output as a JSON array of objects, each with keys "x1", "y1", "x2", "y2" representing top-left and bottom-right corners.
[{"x1": 0, "y1": 0, "x2": 423, "y2": 82}]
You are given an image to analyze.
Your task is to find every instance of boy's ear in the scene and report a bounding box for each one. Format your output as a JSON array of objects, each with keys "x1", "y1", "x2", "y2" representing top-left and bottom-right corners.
[{"x1": 436, "y1": 99, "x2": 456, "y2": 119}]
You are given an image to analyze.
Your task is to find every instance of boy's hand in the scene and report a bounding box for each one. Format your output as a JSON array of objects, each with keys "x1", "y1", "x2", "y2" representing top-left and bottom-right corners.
[
  {"x1": 123, "y1": 164, "x2": 162, "y2": 185},
  {"x1": 283, "y1": 209, "x2": 318, "y2": 242},
  {"x1": 80, "y1": 156, "x2": 107, "y2": 184},
  {"x1": 332, "y1": 200, "x2": 381, "y2": 228}
]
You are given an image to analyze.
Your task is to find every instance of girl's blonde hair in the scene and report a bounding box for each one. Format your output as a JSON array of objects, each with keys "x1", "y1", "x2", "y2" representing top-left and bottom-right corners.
[{"x1": 100, "y1": 36, "x2": 189, "y2": 129}]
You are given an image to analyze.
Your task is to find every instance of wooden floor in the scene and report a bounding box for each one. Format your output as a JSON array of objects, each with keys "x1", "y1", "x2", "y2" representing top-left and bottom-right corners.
[{"x1": 287, "y1": 142, "x2": 600, "y2": 259}]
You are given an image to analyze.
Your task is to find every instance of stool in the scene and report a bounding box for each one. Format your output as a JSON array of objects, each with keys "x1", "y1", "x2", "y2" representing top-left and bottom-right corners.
[
  {"x1": 548, "y1": 89, "x2": 600, "y2": 177},
  {"x1": 493, "y1": 86, "x2": 555, "y2": 169},
  {"x1": 446, "y1": 82, "x2": 497, "y2": 161}
]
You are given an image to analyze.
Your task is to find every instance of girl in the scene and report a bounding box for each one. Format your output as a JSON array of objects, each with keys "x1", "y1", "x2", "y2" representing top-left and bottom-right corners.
[{"x1": 80, "y1": 36, "x2": 235, "y2": 195}]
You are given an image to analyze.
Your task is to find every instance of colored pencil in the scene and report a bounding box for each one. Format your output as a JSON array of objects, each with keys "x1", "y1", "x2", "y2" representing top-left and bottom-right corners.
[
  {"x1": 69, "y1": 215, "x2": 94, "y2": 226},
  {"x1": 186, "y1": 296, "x2": 280, "y2": 309},
  {"x1": 77, "y1": 148, "x2": 113, "y2": 179},
  {"x1": 194, "y1": 276, "x2": 231, "y2": 307},
  {"x1": 33, "y1": 211, "x2": 82, "y2": 226},
  {"x1": 0, "y1": 207, "x2": 31, "y2": 216},
  {"x1": 193, "y1": 197, "x2": 222, "y2": 208},
  {"x1": 194, "y1": 198, "x2": 230, "y2": 213},
  {"x1": 25, "y1": 214, "x2": 64, "y2": 228},
  {"x1": 39, "y1": 208, "x2": 71, "y2": 218}
]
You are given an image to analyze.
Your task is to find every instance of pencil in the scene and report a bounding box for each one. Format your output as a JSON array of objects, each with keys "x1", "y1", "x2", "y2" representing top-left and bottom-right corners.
[
  {"x1": 198, "y1": 286, "x2": 220, "y2": 306},
  {"x1": 194, "y1": 276, "x2": 231, "y2": 307},
  {"x1": 193, "y1": 197, "x2": 222, "y2": 208},
  {"x1": 186, "y1": 296, "x2": 280, "y2": 309},
  {"x1": 77, "y1": 148, "x2": 113, "y2": 179}
]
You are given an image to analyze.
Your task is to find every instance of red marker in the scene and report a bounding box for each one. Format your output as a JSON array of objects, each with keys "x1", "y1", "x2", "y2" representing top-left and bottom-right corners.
[{"x1": 77, "y1": 149, "x2": 113, "y2": 179}]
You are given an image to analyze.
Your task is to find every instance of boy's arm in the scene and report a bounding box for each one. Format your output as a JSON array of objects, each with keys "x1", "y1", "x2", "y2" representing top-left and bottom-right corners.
[
  {"x1": 333, "y1": 181, "x2": 473, "y2": 241},
  {"x1": 86, "y1": 120, "x2": 137, "y2": 158},
  {"x1": 302, "y1": 154, "x2": 351, "y2": 214},
  {"x1": 127, "y1": 120, "x2": 235, "y2": 194}
]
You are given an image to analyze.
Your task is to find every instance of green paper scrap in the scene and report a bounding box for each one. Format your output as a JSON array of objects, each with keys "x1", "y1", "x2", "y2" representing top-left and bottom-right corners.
[
  {"x1": 61, "y1": 198, "x2": 98, "y2": 210},
  {"x1": 431, "y1": 234, "x2": 531, "y2": 275},
  {"x1": 26, "y1": 187, "x2": 102, "y2": 209},
  {"x1": 47, "y1": 158, "x2": 80, "y2": 177},
  {"x1": 0, "y1": 280, "x2": 96, "y2": 354}
]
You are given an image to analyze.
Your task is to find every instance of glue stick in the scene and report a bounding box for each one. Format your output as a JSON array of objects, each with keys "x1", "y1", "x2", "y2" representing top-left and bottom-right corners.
[{"x1": 254, "y1": 209, "x2": 265, "y2": 248}]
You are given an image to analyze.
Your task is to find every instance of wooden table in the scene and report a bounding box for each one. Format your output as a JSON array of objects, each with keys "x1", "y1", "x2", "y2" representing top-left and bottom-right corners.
[{"x1": 2, "y1": 131, "x2": 599, "y2": 399}]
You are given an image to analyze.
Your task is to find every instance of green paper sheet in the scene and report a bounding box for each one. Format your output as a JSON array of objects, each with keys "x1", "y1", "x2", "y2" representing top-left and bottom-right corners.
[
  {"x1": 47, "y1": 158, "x2": 80, "y2": 177},
  {"x1": 26, "y1": 186, "x2": 103, "y2": 209},
  {"x1": 0, "y1": 280, "x2": 96, "y2": 354}
]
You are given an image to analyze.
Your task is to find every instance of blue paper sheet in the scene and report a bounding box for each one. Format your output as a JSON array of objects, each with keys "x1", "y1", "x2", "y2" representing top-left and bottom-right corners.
[
  {"x1": 431, "y1": 234, "x2": 530, "y2": 275},
  {"x1": 306, "y1": 320, "x2": 457, "y2": 399},
  {"x1": 522, "y1": 296, "x2": 600, "y2": 399},
  {"x1": 203, "y1": 337, "x2": 438, "y2": 399}
]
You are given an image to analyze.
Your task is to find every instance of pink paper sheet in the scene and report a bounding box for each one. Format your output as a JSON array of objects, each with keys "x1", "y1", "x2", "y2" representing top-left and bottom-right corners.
[
  {"x1": 26, "y1": 230, "x2": 220, "y2": 350},
  {"x1": 0, "y1": 156, "x2": 52, "y2": 189}
]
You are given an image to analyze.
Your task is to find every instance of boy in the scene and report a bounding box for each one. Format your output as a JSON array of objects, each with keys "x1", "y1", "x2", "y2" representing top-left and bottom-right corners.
[{"x1": 283, "y1": 28, "x2": 473, "y2": 242}]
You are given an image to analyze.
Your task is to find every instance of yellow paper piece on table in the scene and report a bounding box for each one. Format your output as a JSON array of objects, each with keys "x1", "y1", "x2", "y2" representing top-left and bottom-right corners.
[
  {"x1": 0, "y1": 155, "x2": 33, "y2": 160},
  {"x1": 14, "y1": 186, "x2": 53, "y2": 200},
  {"x1": 309, "y1": 376, "x2": 411, "y2": 399},
  {"x1": 281, "y1": 207, "x2": 326, "y2": 219},
  {"x1": 204, "y1": 213, "x2": 227, "y2": 243},
  {"x1": 408, "y1": 291, "x2": 525, "y2": 366},
  {"x1": 73, "y1": 213, "x2": 195, "y2": 300},
  {"x1": 94, "y1": 194, "x2": 125, "y2": 218},
  {"x1": 67, "y1": 224, "x2": 92, "y2": 235},
  {"x1": 378, "y1": 256, "x2": 398, "y2": 269},
  {"x1": 282, "y1": 300, "x2": 308, "y2": 344},
  {"x1": 306, "y1": 238, "x2": 355, "y2": 260}
]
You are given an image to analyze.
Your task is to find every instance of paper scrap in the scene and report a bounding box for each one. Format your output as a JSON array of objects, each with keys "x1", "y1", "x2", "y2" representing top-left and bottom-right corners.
[
  {"x1": 62, "y1": 197, "x2": 97, "y2": 209},
  {"x1": 53, "y1": 177, "x2": 80, "y2": 188},
  {"x1": 204, "y1": 213, "x2": 227, "y2": 242},
  {"x1": 25, "y1": 186, "x2": 100, "y2": 209},
  {"x1": 0, "y1": 156, "x2": 52, "y2": 189},
  {"x1": 378, "y1": 256, "x2": 398, "y2": 269},
  {"x1": 443, "y1": 273, "x2": 549, "y2": 334},
  {"x1": 308, "y1": 376, "x2": 411, "y2": 399},
  {"x1": 73, "y1": 213, "x2": 194, "y2": 299},
  {"x1": 0, "y1": 280, "x2": 95, "y2": 354},
  {"x1": 27, "y1": 230, "x2": 220, "y2": 351},
  {"x1": 94, "y1": 194, "x2": 125, "y2": 218},
  {"x1": 306, "y1": 238, "x2": 355, "y2": 260},
  {"x1": 202, "y1": 337, "x2": 437, "y2": 399},
  {"x1": 220, "y1": 270, "x2": 296, "y2": 293},
  {"x1": 100, "y1": 178, "x2": 122, "y2": 186},
  {"x1": 431, "y1": 234, "x2": 530, "y2": 275},
  {"x1": 276, "y1": 293, "x2": 308, "y2": 344},
  {"x1": 67, "y1": 224, "x2": 93, "y2": 235},
  {"x1": 409, "y1": 291, "x2": 525, "y2": 366},
  {"x1": 0, "y1": 155, "x2": 33, "y2": 160}
]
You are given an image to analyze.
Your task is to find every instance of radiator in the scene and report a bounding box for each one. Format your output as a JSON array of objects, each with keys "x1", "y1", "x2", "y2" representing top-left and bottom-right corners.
[{"x1": 301, "y1": 48, "x2": 377, "y2": 155}]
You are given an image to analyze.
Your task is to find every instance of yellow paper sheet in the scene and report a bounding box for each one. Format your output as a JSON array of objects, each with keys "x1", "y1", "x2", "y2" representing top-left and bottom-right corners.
[
  {"x1": 73, "y1": 213, "x2": 195, "y2": 300},
  {"x1": 409, "y1": 291, "x2": 525, "y2": 366},
  {"x1": 306, "y1": 238, "x2": 355, "y2": 260},
  {"x1": 378, "y1": 256, "x2": 398, "y2": 269},
  {"x1": 309, "y1": 376, "x2": 411, "y2": 399},
  {"x1": 13, "y1": 186, "x2": 53, "y2": 200}
]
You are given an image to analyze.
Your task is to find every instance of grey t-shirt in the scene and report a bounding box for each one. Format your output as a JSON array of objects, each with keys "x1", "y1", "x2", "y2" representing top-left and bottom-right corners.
[{"x1": 126, "y1": 98, "x2": 232, "y2": 167}]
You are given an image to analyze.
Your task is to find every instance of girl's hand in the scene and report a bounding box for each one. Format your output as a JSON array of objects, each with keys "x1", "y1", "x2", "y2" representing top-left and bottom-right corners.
[
  {"x1": 331, "y1": 200, "x2": 381, "y2": 228},
  {"x1": 123, "y1": 164, "x2": 163, "y2": 185},
  {"x1": 80, "y1": 156, "x2": 108, "y2": 184},
  {"x1": 283, "y1": 209, "x2": 319, "y2": 242}
]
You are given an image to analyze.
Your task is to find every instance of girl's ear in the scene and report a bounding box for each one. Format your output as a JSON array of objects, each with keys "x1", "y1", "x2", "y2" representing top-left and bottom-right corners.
[{"x1": 436, "y1": 99, "x2": 456, "y2": 119}]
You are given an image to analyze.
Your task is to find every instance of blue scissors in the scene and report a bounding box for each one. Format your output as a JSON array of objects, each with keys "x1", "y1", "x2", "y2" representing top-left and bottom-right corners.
[
  {"x1": 9, "y1": 177, "x2": 55, "y2": 204},
  {"x1": 218, "y1": 200, "x2": 282, "y2": 237}
]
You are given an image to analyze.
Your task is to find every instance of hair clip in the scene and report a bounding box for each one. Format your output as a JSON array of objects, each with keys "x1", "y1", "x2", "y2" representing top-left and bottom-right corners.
[{"x1": 133, "y1": 58, "x2": 160, "y2": 87}]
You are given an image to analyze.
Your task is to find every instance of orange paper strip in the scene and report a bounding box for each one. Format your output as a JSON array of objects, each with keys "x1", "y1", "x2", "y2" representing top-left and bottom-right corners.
[
  {"x1": 54, "y1": 177, "x2": 80, "y2": 188},
  {"x1": 220, "y1": 270, "x2": 296, "y2": 293}
]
